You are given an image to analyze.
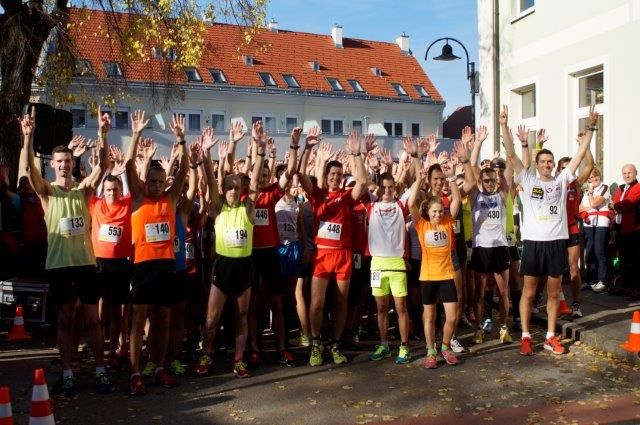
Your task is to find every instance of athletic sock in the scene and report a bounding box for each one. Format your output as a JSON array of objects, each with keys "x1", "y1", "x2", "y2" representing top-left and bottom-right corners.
[
  {"x1": 441, "y1": 343, "x2": 449, "y2": 352},
  {"x1": 380, "y1": 340, "x2": 389, "y2": 348},
  {"x1": 521, "y1": 331, "x2": 531, "y2": 339},
  {"x1": 427, "y1": 347, "x2": 438, "y2": 356},
  {"x1": 545, "y1": 332, "x2": 555, "y2": 340}
]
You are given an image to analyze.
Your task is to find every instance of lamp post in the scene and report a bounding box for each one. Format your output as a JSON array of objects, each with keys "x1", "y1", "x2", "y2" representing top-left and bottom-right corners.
[{"x1": 425, "y1": 37, "x2": 476, "y2": 133}]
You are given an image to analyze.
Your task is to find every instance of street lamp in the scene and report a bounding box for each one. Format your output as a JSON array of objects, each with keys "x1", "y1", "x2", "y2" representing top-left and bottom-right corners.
[{"x1": 425, "y1": 37, "x2": 476, "y2": 133}]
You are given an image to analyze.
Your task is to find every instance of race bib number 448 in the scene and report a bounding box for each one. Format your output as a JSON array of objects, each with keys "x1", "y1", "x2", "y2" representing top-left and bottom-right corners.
[{"x1": 318, "y1": 221, "x2": 342, "y2": 241}]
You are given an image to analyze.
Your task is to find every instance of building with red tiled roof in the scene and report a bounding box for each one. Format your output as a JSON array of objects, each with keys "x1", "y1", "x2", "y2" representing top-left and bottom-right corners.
[{"x1": 49, "y1": 8, "x2": 446, "y2": 159}]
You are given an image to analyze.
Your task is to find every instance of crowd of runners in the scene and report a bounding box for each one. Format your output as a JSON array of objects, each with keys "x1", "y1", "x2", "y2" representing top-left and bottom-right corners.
[{"x1": 8, "y1": 101, "x2": 640, "y2": 397}]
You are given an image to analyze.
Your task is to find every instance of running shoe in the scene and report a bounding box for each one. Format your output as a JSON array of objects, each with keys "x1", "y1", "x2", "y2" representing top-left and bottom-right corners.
[
  {"x1": 247, "y1": 351, "x2": 261, "y2": 370},
  {"x1": 233, "y1": 361, "x2": 251, "y2": 378},
  {"x1": 194, "y1": 354, "x2": 212, "y2": 375},
  {"x1": 581, "y1": 281, "x2": 593, "y2": 290},
  {"x1": 278, "y1": 350, "x2": 298, "y2": 367},
  {"x1": 141, "y1": 361, "x2": 156, "y2": 377},
  {"x1": 592, "y1": 281, "x2": 607, "y2": 293},
  {"x1": 482, "y1": 319, "x2": 493, "y2": 333},
  {"x1": 450, "y1": 337, "x2": 465, "y2": 353},
  {"x1": 130, "y1": 374, "x2": 145, "y2": 396},
  {"x1": 571, "y1": 302, "x2": 583, "y2": 319},
  {"x1": 309, "y1": 344, "x2": 324, "y2": 366},
  {"x1": 153, "y1": 369, "x2": 178, "y2": 388},
  {"x1": 169, "y1": 359, "x2": 187, "y2": 375},
  {"x1": 473, "y1": 329, "x2": 484, "y2": 344},
  {"x1": 60, "y1": 375, "x2": 76, "y2": 398},
  {"x1": 423, "y1": 354, "x2": 438, "y2": 369},
  {"x1": 298, "y1": 334, "x2": 311, "y2": 347},
  {"x1": 519, "y1": 336, "x2": 533, "y2": 356},
  {"x1": 499, "y1": 325, "x2": 513, "y2": 344},
  {"x1": 543, "y1": 335, "x2": 565, "y2": 355},
  {"x1": 395, "y1": 345, "x2": 411, "y2": 364},
  {"x1": 331, "y1": 344, "x2": 348, "y2": 365},
  {"x1": 441, "y1": 347, "x2": 459, "y2": 366},
  {"x1": 369, "y1": 345, "x2": 391, "y2": 361},
  {"x1": 95, "y1": 372, "x2": 115, "y2": 394}
]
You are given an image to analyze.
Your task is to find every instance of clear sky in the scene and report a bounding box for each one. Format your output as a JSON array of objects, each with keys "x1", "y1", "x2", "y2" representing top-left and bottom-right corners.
[{"x1": 265, "y1": 0, "x2": 478, "y2": 117}]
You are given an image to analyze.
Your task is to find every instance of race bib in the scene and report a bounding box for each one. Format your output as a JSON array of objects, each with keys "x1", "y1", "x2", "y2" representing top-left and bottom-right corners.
[
  {"x1": 59, "y1": 216, "x2": 86, "y2": 236},
  {"x1": 98, "y1": 224, "x2": 123, "y2": 243},
  {"x1": 255, "y1": 209, "x2": 269, "y2": 226},
  {"x1": 425, "y1": 230, "x2": 448, "y2": 247},
  {"x1": 281, "y1": 222, "x2": 297, "y2": 238},
  {"x1": 145, "y1": 222, "x2": 171, "y2": 243},
  {"x1": 506, "y1": 233, "x2": 516, "y2": 247},
  {"x1": 318, "y1": 221, "x2": 342, "y2": 241},
  {"x1": 370, "y1": 270, "x2": 382, "y2": 288},
  {"x1": 483, "y1": 209, "x2": 501, "y2": 225},
  {"x1": 173, "y1": 236, "x2": 180, "y2": 253},
  {"x1": 537, "y1": 204, "x2": 561, "y2": 222},
  {"x1": 353, "y1": 253, "x2": 362, "y2": 270},
  {"x1": 185, "y1": 242, "x2": 195, "y2": 260},
  {"x1": 224, "y1": 229, "x2": 248, "y2": 248}
]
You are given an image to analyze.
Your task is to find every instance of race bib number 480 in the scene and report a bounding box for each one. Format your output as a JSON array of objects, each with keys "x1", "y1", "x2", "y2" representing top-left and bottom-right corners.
[
  {"x1": 145, "y1": 222, "x2": 171, "y2": 243},
  {"x1": 318, "y1": 221, "x2": 342, "y2": 241},
  {"x1": 59, "y1": 216, "x2": 86, "y2": 236},
  {"x1": 98, "y1": 224, "x2": 122, "y2": 243}
]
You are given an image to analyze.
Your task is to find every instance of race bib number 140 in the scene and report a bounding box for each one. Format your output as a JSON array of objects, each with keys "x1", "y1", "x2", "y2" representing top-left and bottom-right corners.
[{"x1": 145, "y1": 222, "x2": 171, "y2": 243}]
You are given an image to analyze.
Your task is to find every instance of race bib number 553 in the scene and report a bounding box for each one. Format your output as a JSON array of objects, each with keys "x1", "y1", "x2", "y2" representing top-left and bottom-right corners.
[{"x1": 98, "y1": 224, "x2": 122, "y2": 243}]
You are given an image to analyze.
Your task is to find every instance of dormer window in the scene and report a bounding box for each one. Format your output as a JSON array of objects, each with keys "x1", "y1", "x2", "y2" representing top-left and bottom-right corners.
[
  {"x1": 327, "y1": 78, "x2": 344, "y2": 91},
  {"x1": 74, "y1": 60, "x2": 93, "y2": 77},
  {"x1": 209, "y1": 69, "x2": 228, "y2": 83},
  {"x1": 282, "y1": 74, "x2": 300, "y2": 88},
  {"x1": 243, "y1": 55, "x2": 254, "y2": 66},
  {"x1": 391, "y1": 83, "x2": 408, "y2": 96},
  {"x1": 348, "y1": 80, "x2": 364, "y2": 93},
  {"x1": 371, "y1": 67, "x2": 382, "y2": 77},
  {"x1": 258, "y1": 72, "x2": 277, "y2": 86},
  {"x1": 309, "y1": 61, "x2": 320, "y2": 72},
  {"x1": 104, "y1": 62, "x2": 123, "y2": 78},
  {"x1": 414, "y1": 84, "x2": 430, "y2": 98},
  {"x1": 184, "y1": 68, "x2": 202, "y2": 82},
  {"x1": 167, "y1": 48, "x2": 178, "y2": 61},
  {"x1": 152, "y1": 47, "x2": 163, "y2": 59}
]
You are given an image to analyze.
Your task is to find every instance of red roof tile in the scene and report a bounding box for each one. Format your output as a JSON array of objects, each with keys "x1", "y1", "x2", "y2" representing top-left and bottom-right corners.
[{"x1": 69, "y1": 8, "x2": 442, "y2": 102}]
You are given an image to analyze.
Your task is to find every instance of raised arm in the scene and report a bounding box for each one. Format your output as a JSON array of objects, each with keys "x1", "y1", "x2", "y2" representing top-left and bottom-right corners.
[
  {"x1": 567, "y1": 105, "x2": 598, "y2": 175},
  {"x1": 226, "y1": 120, "x2": 246, "y2": 172},
  {"x1": 297, "y1": 126, "x2": 321, "y2": 195},
  {"x1": 168, "y1": 114, "x2": 188, "y2": 205},
  {"x1": 453, "y1": 140, "x2": 477, "y2": 196},
  {"x1": 277, "y1": 127, "x2": 302, "y2": 190},
  {"x1": 348, "y1": 132, "x2": 369, "y2": 201},
  {"x1": 408, "y1": 169, "x2": 426, "y2": 225},
  {"x1": 200, "y1": 126, "x2": 221, "y2": 211},
  {"x1": 79, "y1": 108, "x2": 110, "y2": 194},
  {"x1": 19, "y1": 107, "x2": 52, "y2": 198},
  {"x1": 500, "y1": 105, "x2": 524, "y2": 177},
  {"x1": 248, "y1": 120, "x2": 267, "y2": 203},
  {"x1": 443, "y1": 164, "x2": 462, "y2": 219},
  {"x1": 470, "y1": 125, "x2": 487, "y2": 181},
  {"x1": 125, "y1": 110, "x2": 149, "y2": 200}
]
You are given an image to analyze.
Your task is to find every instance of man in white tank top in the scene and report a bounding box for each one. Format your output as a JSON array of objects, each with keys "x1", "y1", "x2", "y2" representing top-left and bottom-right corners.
[{"x1": 366, "y1": 173, "x2": 411, "y2": 364}]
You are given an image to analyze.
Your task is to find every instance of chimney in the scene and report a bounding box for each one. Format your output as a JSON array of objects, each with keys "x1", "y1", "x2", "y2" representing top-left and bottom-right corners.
[
  {"x1": 396, "y1": 32, "x2": 410, "y2": 54},
  {"x1": 331, "y1": 24, "x2": 343, "y2": 48},
  {"x1": 268, "y1": 18, "x2": 278, "y2": 33}
]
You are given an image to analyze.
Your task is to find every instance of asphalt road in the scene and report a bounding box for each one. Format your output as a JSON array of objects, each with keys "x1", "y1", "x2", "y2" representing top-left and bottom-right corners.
[{"x1": 2, "y1": 324, "x2": 640, "y2": 425}]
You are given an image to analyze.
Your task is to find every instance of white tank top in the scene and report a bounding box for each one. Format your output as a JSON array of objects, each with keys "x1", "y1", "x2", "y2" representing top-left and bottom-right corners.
[
  {"x1": 367, "y1": 200, "x2": 406, "y2": 258},
  {"x1": 275, "y1": 196, "x2": 299, "y2": 244},
  {"x1": 581, "y1": 183, "x2": 610, "y2": 228},
  {"x1": 472, "y1": 191, "x2": 507, "y2": 248}
]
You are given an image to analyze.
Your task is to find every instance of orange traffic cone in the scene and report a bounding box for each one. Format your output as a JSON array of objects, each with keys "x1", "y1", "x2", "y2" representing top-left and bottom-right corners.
[
  {"x1": 6, "y1": 306, "x2": 31, "y2": 341},
  {"x1": 557, "y1": 289, "x2": 572, "y2": 317},
  {"x1": 29, "y1": 369, "x2": 54, "y2": 425},
  {"x1": 620, "y1": 310, "x2": 640, "y2": 353},
  {"x1": 0, "y1": 387, "x2": 13, "y2": 425}
]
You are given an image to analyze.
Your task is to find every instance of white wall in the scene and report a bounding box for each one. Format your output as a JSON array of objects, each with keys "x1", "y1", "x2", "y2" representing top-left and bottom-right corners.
[{"x1": 477, "y1": 0, "x2": 640, "y2": 184}]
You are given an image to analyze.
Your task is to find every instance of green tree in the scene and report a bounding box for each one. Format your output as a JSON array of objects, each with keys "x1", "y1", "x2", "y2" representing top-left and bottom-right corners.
[{"x1": 0, "y1": 0, "x2": 267, "y2": 178}]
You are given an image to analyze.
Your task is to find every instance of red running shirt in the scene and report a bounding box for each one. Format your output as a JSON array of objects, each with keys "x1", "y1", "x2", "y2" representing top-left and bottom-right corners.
[
  {"x1": 309, "y1": 186, "x2": 355, "y2": 249},
  {"x1": 566, "y1": 182, "x2": 580, "y2": 235},
  {"x1": 253, "y1": 183, "x2": 284, "y2": 249}
]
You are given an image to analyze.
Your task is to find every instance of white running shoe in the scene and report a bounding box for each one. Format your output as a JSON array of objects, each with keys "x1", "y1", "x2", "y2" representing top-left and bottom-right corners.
[
  {"x1": 592, "y1": 281, "x2": 607, "y2": 293},
  {"x1": 450, "y1": 337, "x2": 465, "y2": 353}
]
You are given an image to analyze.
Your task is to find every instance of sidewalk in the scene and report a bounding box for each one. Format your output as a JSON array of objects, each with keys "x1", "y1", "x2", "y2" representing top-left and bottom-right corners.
[{"x1": 533, "y1": 288, "x2": 640, "y2": 364}]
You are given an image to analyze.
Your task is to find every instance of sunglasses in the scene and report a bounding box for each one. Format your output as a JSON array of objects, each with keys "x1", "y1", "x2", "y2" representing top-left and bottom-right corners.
[{"x1": 482, "y1": 178, "x2": 496, "y2": 183}]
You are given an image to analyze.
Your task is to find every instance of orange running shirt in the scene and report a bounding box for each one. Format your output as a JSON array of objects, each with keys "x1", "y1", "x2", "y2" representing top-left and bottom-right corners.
[
  {"x1": 131, "y1": 195, "x2": 175, "y2": 264},
  {"x1": 414, "y1": 215, "x2": 455, "y2": 281},
  {"x1": 90, "y1": 195, "x2": 132, "y2": 259}
]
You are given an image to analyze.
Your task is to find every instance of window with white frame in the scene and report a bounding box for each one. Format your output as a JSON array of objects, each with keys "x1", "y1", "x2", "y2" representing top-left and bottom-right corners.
[
  {"x1": 573, "y1": 66, "x2": 605, "y2": 173},
  {"x1": 383, "y1": 121, "x2": 404, "y2": 137},
  {"x1": 174, "y1": 110, "x2": 202, "y2": 132},
  {"x1": 258, "y1": 72, "x2": 277, "y2": 87},
  {"x1": 352, "y1": 120, "x2": 363, "y2": 134},
  {"x1": 321, "y1": 119, "x2": 344, "y2": 135},
  {"x1": 184, "y1": 68, "x2": 202, "y2": 82},
  {"x1": 285, "y1": 116, "x2": 298, "y2": 133},
  {"x1": 282, "y1": 74, "x2": 300, "y2": 89},
  {"x1": 513, "y1": 0, "x2": 534, "y2": 17},
  {"x1": 71, "y1": 107, "x2": 87, "y2": 128},
  {"x1": 326, "y1": 77, "x2": 344, "y2": 91},
  {"x1": 519, "y1": 85, "x2": 536, "y2": 119},
  {"x1": 104, "y1": 62, "x2": 123, "y2": 78},
  {"x1": 348, "y1": 80, "x2": 364, "y2": 93},
  {"x1": 391, "y1": 83, "x2": 408, "y2": 97},
  {"x1": 210, "y1": 113, "x2": 226, "y2": 132},
  {"x1": 209, "y1": 69, "x2": 228, "y2": 83},
  {"x1": 252, "y1": 115, "x2": 277, "y2": 133}
]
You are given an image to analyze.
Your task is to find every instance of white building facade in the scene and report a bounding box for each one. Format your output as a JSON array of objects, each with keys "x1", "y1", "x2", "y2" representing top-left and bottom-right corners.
[{"x1": 477, "y1": 0, "x2": 640, "y2": 183}]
